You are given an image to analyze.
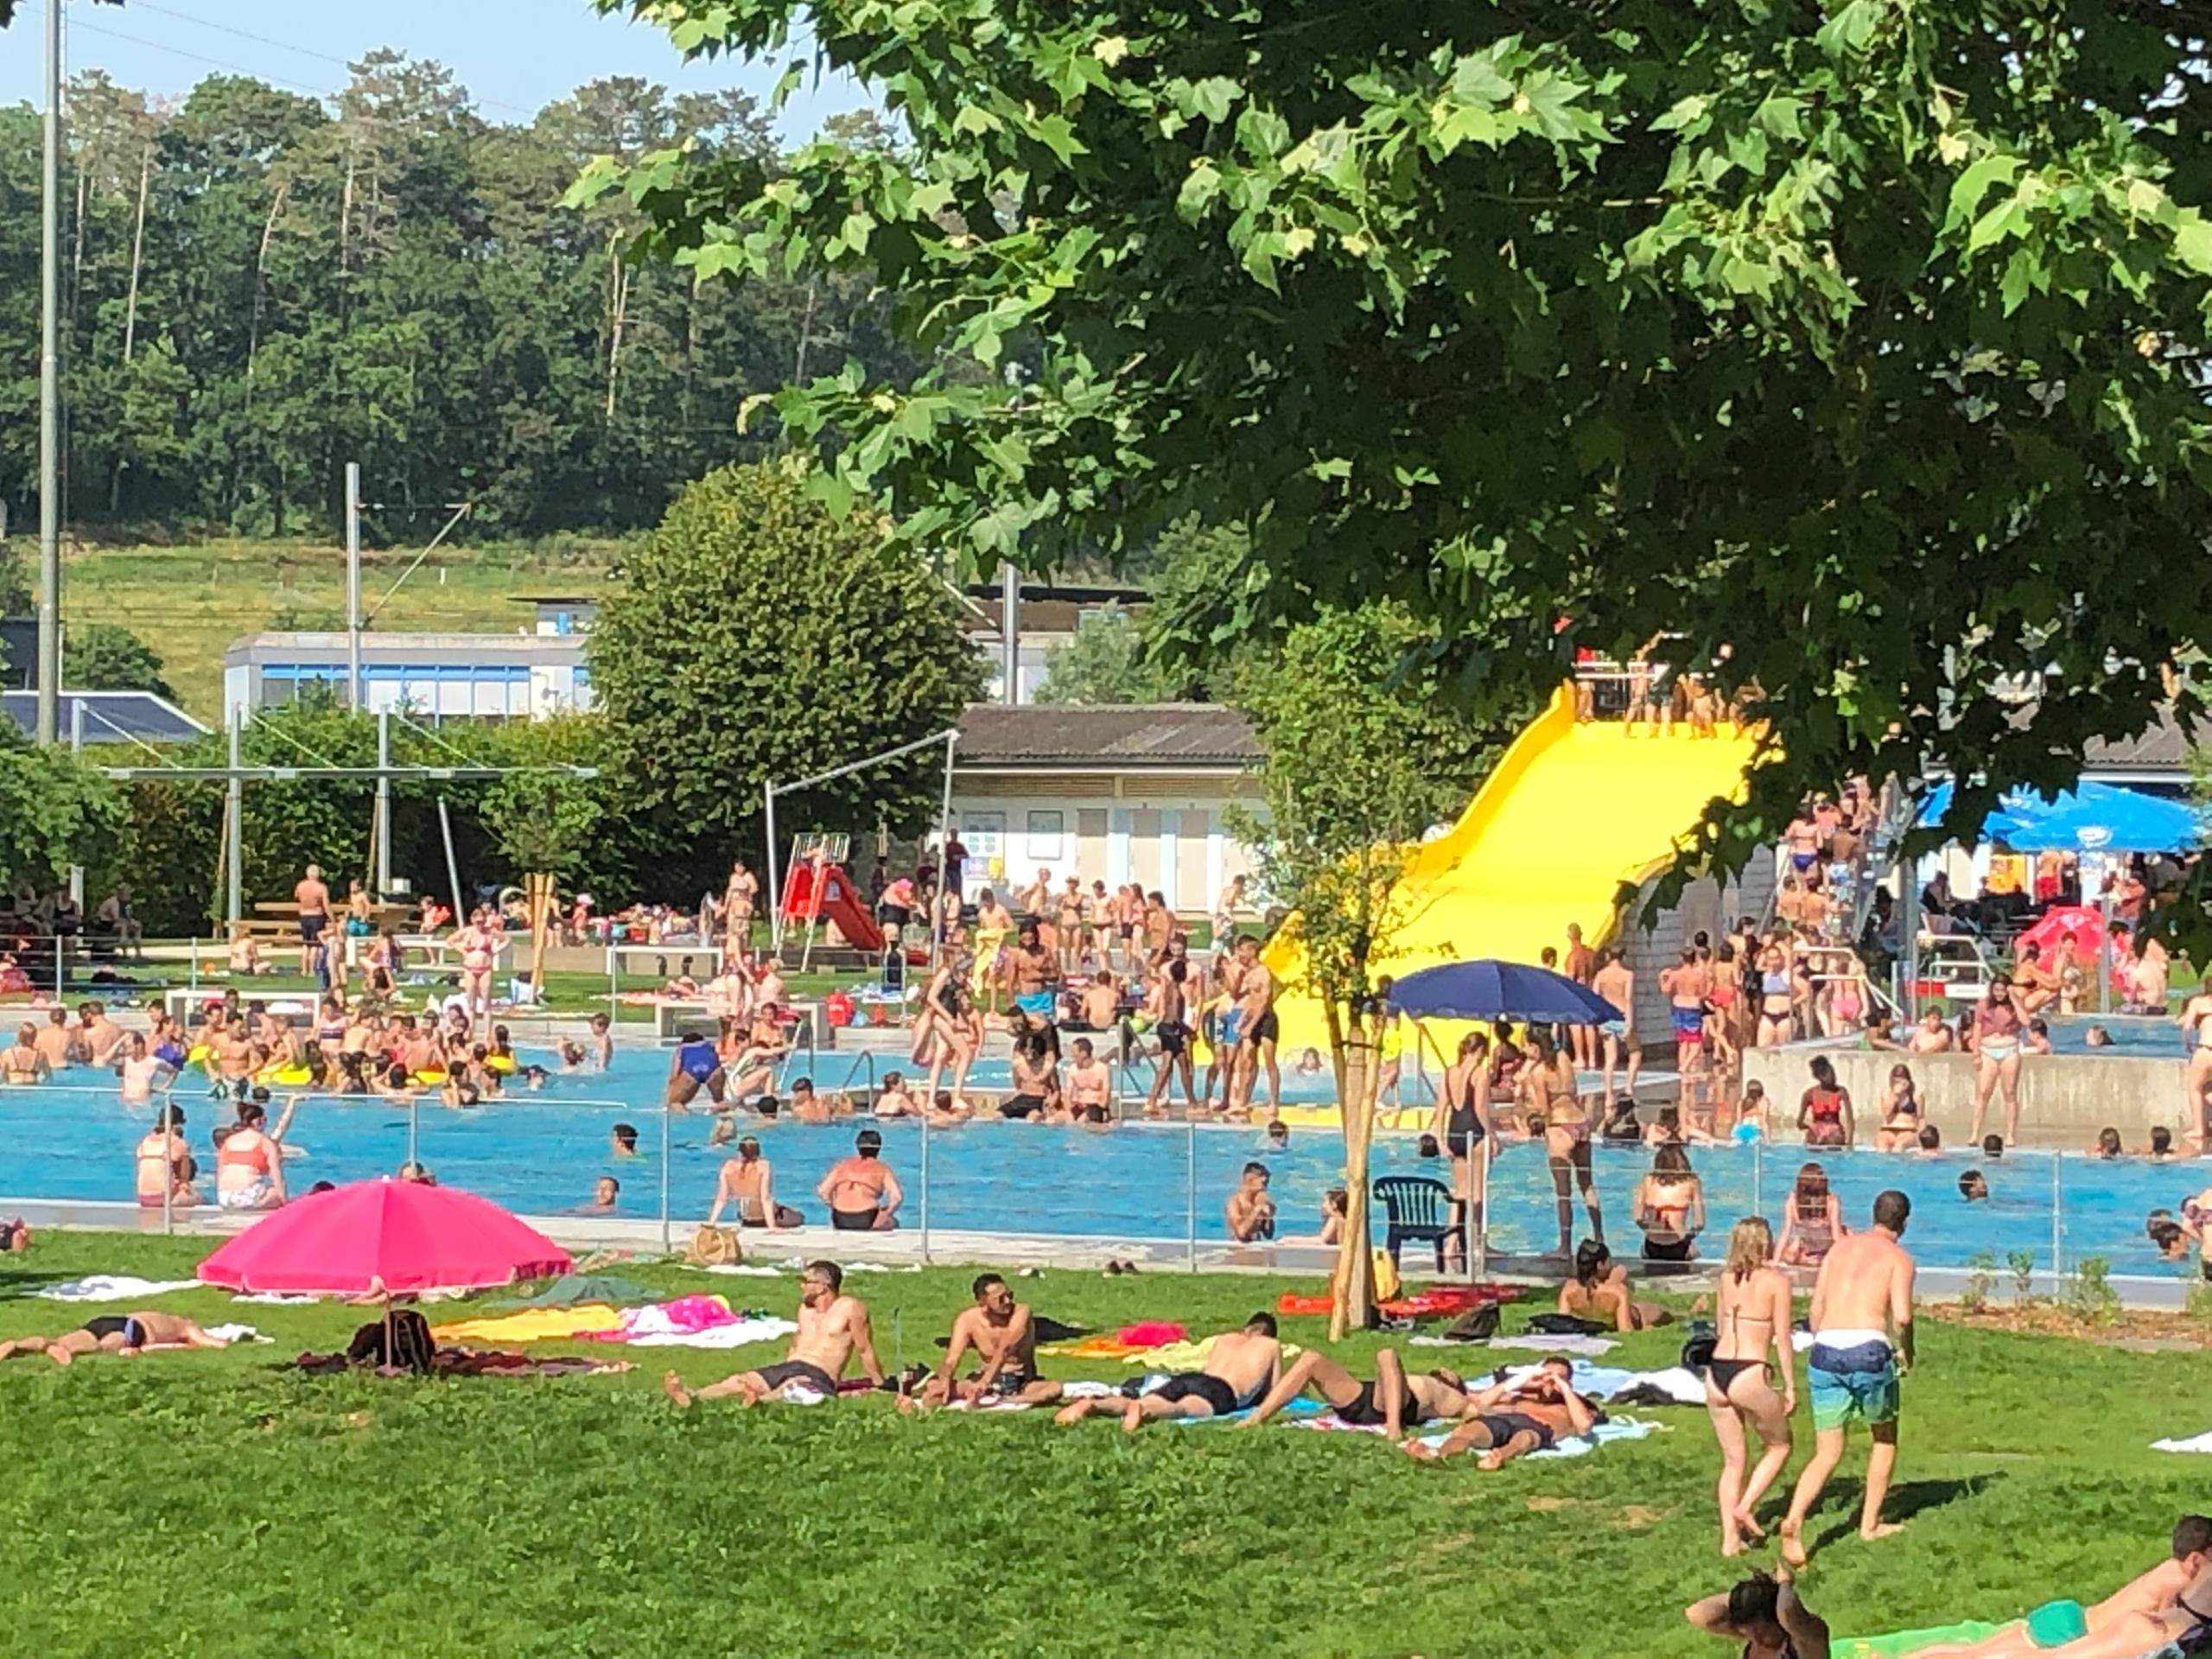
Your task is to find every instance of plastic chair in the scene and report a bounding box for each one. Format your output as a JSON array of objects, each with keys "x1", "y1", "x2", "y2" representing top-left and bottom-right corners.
[{"x1": 1373, "y1": 1175, "x2": 1459, "y2": 1271}]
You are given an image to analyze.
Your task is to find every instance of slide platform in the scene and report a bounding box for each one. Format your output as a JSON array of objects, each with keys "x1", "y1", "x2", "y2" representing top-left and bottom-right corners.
[{"x1": 1265, "y1": 685, "x2": 1764, "y2": 1053}]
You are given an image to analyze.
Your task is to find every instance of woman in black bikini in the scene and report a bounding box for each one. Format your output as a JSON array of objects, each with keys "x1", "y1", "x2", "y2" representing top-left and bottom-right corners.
[
  {"x1": 1686, "y1": 1565, "x2": 1830, "y2": 1658},
  {"x1": 1430, "y1": 1031, "x2": 1495, "y2": 1270},
  {"x1": 1703, "y1": 1217, "x2": 1797, "y2": 1559}
]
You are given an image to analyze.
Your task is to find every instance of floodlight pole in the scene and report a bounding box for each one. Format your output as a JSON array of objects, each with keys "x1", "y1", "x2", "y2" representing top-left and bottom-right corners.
[
  {"x1": 374, "y1": 709, "x2": 392, "y2": 898},
  {"x1": 346, "y1": 462, "x2": 364, "y2": 709}
]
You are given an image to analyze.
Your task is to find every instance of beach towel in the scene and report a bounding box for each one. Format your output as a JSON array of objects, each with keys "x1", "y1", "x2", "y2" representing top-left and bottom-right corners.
[
  {"x1": 602, "y1": 1318, "x2": 798, "y2": 1351},
  {"x1": 494, "y1": 1274, "x2": 653, "y2": 1310},
  {"x1": 1406, "y1": 1415, "x2": 1663, "y2": 1460},
  {"x1": 232, "y1": 1293, "x2": 322, "y2": 1306},
  {"x1": 1832, "y1": 1623, "x2": 2006, "y2": 1656},
  {"x1": 204, "y1": 1324, "x2": 267, "y2": 1344},
  {"x1": 35, "y1": 1274, "x2": 199, "y2": 1303},
  {"x1": 612, "y1": 1295, "x2": 736, "y2": 1338},
  {"x1": 1409, "y1": 1334, "x2": 1618, "y2": 1357},
  {"x1": 429, "y1": 1305, "x2": 624, "y2": 1344},
  {"x1": 699, "y1": 1264, "x2": 786, "y2": 1278},
  {"x1": 2153, "y1": 1430, "x2": 2212, "y2": 1453}
]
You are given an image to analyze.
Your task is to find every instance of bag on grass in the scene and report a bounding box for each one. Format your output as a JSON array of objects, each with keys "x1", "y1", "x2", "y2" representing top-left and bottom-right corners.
[{"x1": 686, "y1": 1224, "x2": 742, "y2": 1268}]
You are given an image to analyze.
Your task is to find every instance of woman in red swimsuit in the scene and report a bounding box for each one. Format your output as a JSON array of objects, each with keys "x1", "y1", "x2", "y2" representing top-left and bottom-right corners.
[{"x1": 1797, "y1": 1056, "x2": 1853, "y2": 1149}]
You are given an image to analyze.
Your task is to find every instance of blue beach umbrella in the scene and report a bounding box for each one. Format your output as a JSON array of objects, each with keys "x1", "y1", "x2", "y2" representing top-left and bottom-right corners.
[{"x1": 1389, "y1": 959, "x2": 1622, "y2": 1026}]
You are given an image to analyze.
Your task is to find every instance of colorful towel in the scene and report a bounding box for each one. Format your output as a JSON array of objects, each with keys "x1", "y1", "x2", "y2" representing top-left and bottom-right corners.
[
  {"x1": 1407, "y1": 1415, "x2": 1662, "y2": 1460},
  {"x1": 613, "y1": 1295, "x2": 736, "y2": 1338},
  {"x1": 1832, "y1": 1623, "x2": 2005, "y2": 1656},
  {"x1": 1116, "y1": 1322, "x2": 1186, "y2": 1349},
  {"x1": 430, "y1": 1305, "x2": 624, "y2": 1343},
  {"x1": 606, "y1": 1319, "x2": 798, "y2": 1351},
  {"x1": 35, "y1": 1274, "x2": 200, "y2": 1303}
]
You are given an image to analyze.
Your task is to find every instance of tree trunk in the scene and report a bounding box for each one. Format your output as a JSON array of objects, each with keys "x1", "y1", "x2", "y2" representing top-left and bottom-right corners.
[
  {"x1": 605, "y1": 255, "x2": 630, "y2": 422},
  {"x1": 121, "y1": 140, "x2": 152, "y2": 365},
  {"x1": 246, "y1": 181, "x2": 288, "y2": 378},
  {"x1": 793, "y1": 276, "x2": 818, "y2": 385},
  {"x1": 1328, "y1": 1000, "x2": 1380, "y2": 1340}
]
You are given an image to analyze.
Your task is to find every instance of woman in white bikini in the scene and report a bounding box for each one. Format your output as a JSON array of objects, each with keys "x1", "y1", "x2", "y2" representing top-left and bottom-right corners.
[
  {"x1": 1702, "y1": 1217, "x2": 1797, "y2": 1558},
  {"x1": 1755, "y1": 943, "x2": 1796, "y2": 1048}
]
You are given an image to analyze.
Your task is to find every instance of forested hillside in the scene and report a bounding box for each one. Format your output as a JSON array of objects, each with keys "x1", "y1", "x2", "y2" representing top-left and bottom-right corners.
[{"x1": 0, "y1": 58, "x2": 917, "y2": 538}]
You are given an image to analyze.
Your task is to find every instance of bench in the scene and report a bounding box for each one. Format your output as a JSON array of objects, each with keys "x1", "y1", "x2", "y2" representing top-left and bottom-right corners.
[{"x1": 1373, "y1": 1176, "x2": 1461, "y2": 1272}]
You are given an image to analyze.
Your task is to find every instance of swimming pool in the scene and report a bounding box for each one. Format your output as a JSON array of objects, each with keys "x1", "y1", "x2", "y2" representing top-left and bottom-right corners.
[{"x1": 2, "y1": 1046, "x2": 2196, "y2": 1274}]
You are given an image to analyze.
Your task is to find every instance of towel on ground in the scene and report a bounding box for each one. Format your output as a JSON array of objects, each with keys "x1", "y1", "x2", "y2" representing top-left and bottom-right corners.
[
  {"x1": 1410, "y1": 1333, "x2": 1618, "y2": 1357},
  {"x1": 2153, "y1": 1431, "x2": 2212, "y2": 1453},
  {"x1": 232, "y1": 1293, "x2": 321, "y2": 1306},
  {"x1": 493, "y1": 1274, "x2": 652, "y2": 1310},
  {"x1": 1113, "y1": 1334, "x2": 1301, "y2": 1370},
  {"x1": 699, "y1": 1264, "x2": 786, "y2": 1278},
  {"x1": 607, "y1": 1294, "x2": 735, "y2": 1338},
  {"x1": 1407, "y1": 1415, "x2": 1663, "y2": 1460},
  {"x1": 35, "y1": 1274, "x2": 200, "y2": 1303},
  {"x1": 609, "y1": 1318, "x2": 798, "y2": 1351},
  {"x1": 430, "y1": 1305, "x2": 623, "y2": 1344},
  {"x1": 204, "y1": 1323, "x2": 267, "y2": 1344}
]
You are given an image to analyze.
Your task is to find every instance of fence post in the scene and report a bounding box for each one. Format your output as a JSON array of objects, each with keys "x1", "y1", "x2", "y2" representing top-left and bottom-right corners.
[
  {"x1": 919, "y1": 1115, "x2": 932, "y2": 1265},
  {"x1": 2050, "y1": 1152, "x2": 2063, "y2": 1286},
  {"x1": 1186, "y1": 1119, "x2": 1198, "y2": 1273}
]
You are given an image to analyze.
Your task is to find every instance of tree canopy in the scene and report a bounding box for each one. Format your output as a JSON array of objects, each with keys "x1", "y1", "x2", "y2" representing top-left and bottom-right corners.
[
  {"x1": 63, "y1": 623, "x2": 172, "y2": 700},
  {"x1": 597, "y1": 0, "x2": 2212, "y2": 906},
  {"x1": 0, "y1": 61, "x2": 923, "y2": 538},
  {"x1": 586, "y1": 457, "x2": 982, "y2": 896}
]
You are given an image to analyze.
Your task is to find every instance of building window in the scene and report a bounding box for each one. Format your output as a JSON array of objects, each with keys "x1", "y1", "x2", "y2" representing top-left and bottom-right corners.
[
  {"x1": 960, "y1": 812, "x2": 1004, "y2": 861},
  {"x1": 1026, "y1": 810, "x2": 1065, "y2": 861}
]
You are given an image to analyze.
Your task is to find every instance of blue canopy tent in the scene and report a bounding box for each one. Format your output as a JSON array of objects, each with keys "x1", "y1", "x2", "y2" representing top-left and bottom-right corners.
[{"x1": 1917, "y1": 779, "x2": 2203, "y2": 853}]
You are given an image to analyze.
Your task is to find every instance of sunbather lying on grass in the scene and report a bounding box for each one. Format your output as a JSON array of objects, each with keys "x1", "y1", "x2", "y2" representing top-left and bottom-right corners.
[{"x1": 0, "y1": 1310, "x2": 227, "y2": 1366}]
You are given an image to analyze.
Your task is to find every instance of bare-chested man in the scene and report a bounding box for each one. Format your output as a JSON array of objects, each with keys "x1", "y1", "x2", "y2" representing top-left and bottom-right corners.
[
  {"x1": 1593, "y1": 947, "x2": 1639, "y2": 1104},
  {"x1": 1564, "y1": 924, "x2": 1600, "y2": 1071},
  {"x1": 1780, "y1": 1189, "x2": 1916, "y2": 1566},
  {"x1": 32, "y1": 1007, "x2": 79, "y2": 1071},
  {"x1": 1242, "y1": 1344, "x2": 1471, "y2": 1439},
  {"x1": 662, "y1": 1259, "x2": 883, "y2": 1408},
  {"x1": 1066, "y1": 1037, "x2": 1113, "y2": 1123},
  {"x1": 1007, "y1": 918, "x2": 1059, "y2": 1026},
  {"x1": 0, "y1": 1309, "x2": 228, "y2": 1366},
  {"x1": 906, "y1": 1272, "x2": 1065, "y2": 1410},
  {"x1": 1054, "y1": 1313, "x2": 1281, "y2": 1431},
  {"x1": 1661, "y1": 946, "x2": 1712, "y2": 1072},
  {"x1": 1405, "y1": 1356, "x2": 1598, "y2": 1469},
  {"x1": 295, "y1": 862, "x2": 331, "y2": 976},
  {"x1": 1226, "y1": 934, "x2": 1281, "y2": 1119},
  {"x1": 1907, "y1": 1008, "x2": 1955, "y2": 1053}
]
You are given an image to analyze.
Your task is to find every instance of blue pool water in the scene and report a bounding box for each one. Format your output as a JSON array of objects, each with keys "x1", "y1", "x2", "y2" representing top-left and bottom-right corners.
[{"x1": 3, "y1": 1046, "x2": 2196, "y2": 1274}]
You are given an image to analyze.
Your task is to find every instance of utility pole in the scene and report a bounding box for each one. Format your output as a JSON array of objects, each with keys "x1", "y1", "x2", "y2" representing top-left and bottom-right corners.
[
  {"x1": 345, "y1": 461, "x2": 363, "y2": 709},
  {"x1": 999, "y1": 562, "x2": 1020, "y2": 706},
  {"x1": 36, "y1": 0, "x2": 62, "y2": 744}
]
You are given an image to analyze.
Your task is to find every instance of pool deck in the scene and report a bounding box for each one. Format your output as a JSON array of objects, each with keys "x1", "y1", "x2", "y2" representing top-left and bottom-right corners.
[{"x1": 7, "y1": 1197, "x2": 2198, "y2": 1309}]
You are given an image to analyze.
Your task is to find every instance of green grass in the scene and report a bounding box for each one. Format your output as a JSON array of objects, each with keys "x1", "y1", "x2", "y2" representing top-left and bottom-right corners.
[
  {"x1": 43, "y1": 536, "x2": 621, "y2": 722},
  {"x1": 0, "y1": 1233, "x2": 2205, "y2": 1656}
]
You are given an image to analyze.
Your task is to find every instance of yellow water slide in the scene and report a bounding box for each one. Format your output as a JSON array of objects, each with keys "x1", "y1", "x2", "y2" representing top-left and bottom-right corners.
[{"x1": 1265, "y1": 685, "x2": 1764, "y2": 1053}]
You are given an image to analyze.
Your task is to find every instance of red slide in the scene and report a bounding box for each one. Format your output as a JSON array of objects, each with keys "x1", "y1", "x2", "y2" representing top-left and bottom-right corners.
[{"x1": 779, "y1": 861, "x2": 885, "y2": 954}]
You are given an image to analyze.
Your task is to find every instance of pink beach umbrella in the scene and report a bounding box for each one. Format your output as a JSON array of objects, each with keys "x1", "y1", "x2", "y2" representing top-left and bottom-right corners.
[{"x1": 197, "y1": 1178, "x2": 572, "y2": 1296}]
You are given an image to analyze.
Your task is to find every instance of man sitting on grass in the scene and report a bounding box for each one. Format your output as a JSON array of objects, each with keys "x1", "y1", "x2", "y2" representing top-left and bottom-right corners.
[
  {"x1": 902, "y1": 1272, "x2": 1064, "y2": 1411},
  {"x1": 1053, "y1": 1313, "x2": 1281, "y2": 1432},
  {"x1": 1238, "y1": 1343, "x2": 1470, "y2": 1438},
  {"x1": 0, "y1": 1310, "x2": 230, "y2": 1367},
  {"x1": 662, "y1": 1260, "x2": 882, "y2": 1408},
  {"x1": 1403, "y1": 1357, "x2": 1597, "y2": 1469}
]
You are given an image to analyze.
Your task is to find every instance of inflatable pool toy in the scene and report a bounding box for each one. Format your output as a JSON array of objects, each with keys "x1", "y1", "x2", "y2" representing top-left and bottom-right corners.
[
  {"x1": 486, "y1": 1055, "x2": 517, "y2": 1074},
  {"x1": 256, "y1": 1065, "x2": 313, "y2": 1086},
  {"x1": 187, "y1": 1044, "x2": 210, "y2": 1065},
  {"x1": 410, "y1": 1068, "x2": 448, "y2": 1086}
]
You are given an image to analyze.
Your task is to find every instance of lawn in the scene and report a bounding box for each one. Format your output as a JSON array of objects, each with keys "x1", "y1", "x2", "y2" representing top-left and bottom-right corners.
[
  {"x1": 0, "y1": 1234, "x2": 2205, "y2": 1657},
  {"x1": 46, "y1": 535, "x2": 621, "y2": 723}
]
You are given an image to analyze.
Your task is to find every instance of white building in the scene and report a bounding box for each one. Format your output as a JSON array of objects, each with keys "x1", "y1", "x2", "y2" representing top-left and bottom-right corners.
[
  {"x1": 222, "y1": 630, "x2": 591, "y2": 725},
  {"x1": 949, "y1": 702, "x2": 1262, "y2": 912}
]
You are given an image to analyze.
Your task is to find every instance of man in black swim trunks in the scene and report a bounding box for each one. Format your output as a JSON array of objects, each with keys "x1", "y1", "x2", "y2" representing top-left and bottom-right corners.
[
  {"x1": 905, "y1": 1272, "x2": 1065, "y2": 1410},
  {"x1": 1404, "y1": 1357, "x2": 1597, "y2": 1468},
  {"x1": 0, "y1": 1309, "x2": 228, "y2": 1367},
  {"x1": 1226, "y1": 935, "x2": 1281, "y2": 1120},
  {"x1": 663, "y1": 1260, "x2": 882, "y2": 1408},
  {"x1": 1240, "y1": 1344, "x2": 1469, "y2": 1439},
  {"x1": 1053, "y1": 1313, "x2": 1281, "y2": 1431}
]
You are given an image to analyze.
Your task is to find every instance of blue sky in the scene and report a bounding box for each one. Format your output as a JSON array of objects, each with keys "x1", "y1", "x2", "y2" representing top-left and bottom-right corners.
[{"x1": 0, "y1": 0, "x2": 868, "y2": 137}]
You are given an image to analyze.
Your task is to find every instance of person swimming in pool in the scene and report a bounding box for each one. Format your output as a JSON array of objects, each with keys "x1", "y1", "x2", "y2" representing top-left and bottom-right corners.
[
  {"x1": 663, "y1": 1260, "x2": 883, "y2": 1408},
  {"x1": 1240, "y1": 1343, "x2": 1471, "y2": 1437},
  {"x1": 665, "y1": 1029, "x2": 728, "y2": 1112},
  {"x1": 1225, "y1": 1160, "x2": 1276, "y2": 1242},
  {"x1": 1053, "y1": 1313, "x2": 1281, "y2": 1431},
  {"x1": 0, "y1": 1309, "x2": 230, "y2": 1366},
  {"x1": 1404, "y1": 1356, "x2": 1598, "y2": 1468},
  {"x1": 817, "y1": 1128, "x2": 902, "y2": 1230}
]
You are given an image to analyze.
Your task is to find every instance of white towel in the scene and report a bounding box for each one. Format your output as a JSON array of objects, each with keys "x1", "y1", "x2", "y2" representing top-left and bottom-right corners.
[
  {"x1": 1409, "y1": 1333, "x2": 1619, "y2": 1357},
  {"x1": 232, "y1": 1293, "x2": 322, "y2": 1306},
  {"x1": 2153, "y1": 1431, "x2": 2212, "y2": 1453},
  {"x1": 204, "y1": 1324, "x2": 268, "y2": 1344},
  {"x1": 698, "y1": 1264, "x2": 785, "y2": 1278},
  {"x1": 619, "y1": 1318, "x2": 799, "y2": 1350},
  {"x1": 34, "y1": 1274, "x2": 199, "y2": 1303}
]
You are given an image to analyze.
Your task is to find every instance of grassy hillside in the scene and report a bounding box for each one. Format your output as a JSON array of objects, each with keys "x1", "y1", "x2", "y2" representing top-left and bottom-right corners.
[{"x1": 17, "y1": 536, "x2": 625, "y2": 723}]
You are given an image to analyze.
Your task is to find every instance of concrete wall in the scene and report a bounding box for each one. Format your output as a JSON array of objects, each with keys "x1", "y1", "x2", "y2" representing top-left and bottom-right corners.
[
  {"x1": 1618, "y1": 861, "x2": 1776, "y2": 1042},
  {"x1": 1740, "y1": 1046, "x2": 2181, "y2": 1146}
]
